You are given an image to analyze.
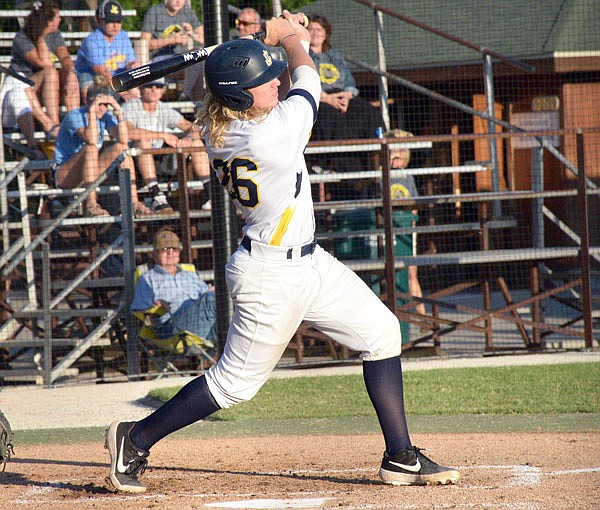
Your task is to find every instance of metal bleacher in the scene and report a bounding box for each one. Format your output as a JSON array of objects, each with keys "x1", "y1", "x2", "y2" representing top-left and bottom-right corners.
[
  {"x1": 295, "y1": 134, "x2": 599, "y2": 359},
  {"x1": 0, "y1": 144, "x2": 212, "y2": 385},
  {"x1": 0, "y1": 5, "x2": 207, "y2": 382}
]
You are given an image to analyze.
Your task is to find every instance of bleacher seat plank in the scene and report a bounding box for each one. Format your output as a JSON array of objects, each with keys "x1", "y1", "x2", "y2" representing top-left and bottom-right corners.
[{"x1": 0, "y1": 9, "x2": 137, "y2": 18}]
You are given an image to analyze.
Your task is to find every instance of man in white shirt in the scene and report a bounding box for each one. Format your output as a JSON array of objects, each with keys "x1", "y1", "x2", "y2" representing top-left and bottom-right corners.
[{"x1": 122, "y1": 76, "x2": 210, "y2": 213}]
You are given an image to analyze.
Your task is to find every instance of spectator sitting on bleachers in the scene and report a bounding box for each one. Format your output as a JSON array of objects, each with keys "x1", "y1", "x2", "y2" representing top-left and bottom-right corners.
[
  {"x1": 307, "y1": 14, "x2": 384, "y2": 176},
  {"x1": 233, "y1": 7, "x2": 262, "y2": 37},
  {"x1": 141, "y1": 0, "x2": 205, "y2": 101},
  {"x1": 0, "y1": 72, "x2": 49, "y2": 159},
  {"x1": 122, "y1": 75, "x2": 210, "y2": 214},
  {"x1": 0, "y1": 0, "x2": 79, "y2": 157},
  {"x1": 131, "y1": 226, "x2": 216, "y2": 343},
  {"x1": 51, "y1": 74, "x2": 152, "y2": 217},
  {"x1": 14, "y1": 1, "x2": 80, "y2": 116},
  {"x1": 233, "y1": 7, "x2": 285, "y2": 62},
  {"x1": 74, "y1": 0, "x2": 139, "y2": 102}
]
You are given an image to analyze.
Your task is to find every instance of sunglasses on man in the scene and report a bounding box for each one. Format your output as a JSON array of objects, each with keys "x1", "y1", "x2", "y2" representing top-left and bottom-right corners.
[
  {"x1": 235, "y1": 18, "x2": 260, "y2": 28},
  {"x1": 142, "y1": 83, "x2": 165, "y2": 90}
]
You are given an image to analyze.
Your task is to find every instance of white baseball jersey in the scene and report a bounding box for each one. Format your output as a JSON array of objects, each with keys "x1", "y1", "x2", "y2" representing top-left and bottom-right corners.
[{"x1": 205, "y1": 65, "x2": 321, "y2": 247}]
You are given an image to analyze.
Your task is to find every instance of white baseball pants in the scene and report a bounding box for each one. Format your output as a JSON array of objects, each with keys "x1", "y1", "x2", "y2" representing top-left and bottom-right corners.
[{"x1": 205, "y1": 242, "x2": 403, "y2": 409}]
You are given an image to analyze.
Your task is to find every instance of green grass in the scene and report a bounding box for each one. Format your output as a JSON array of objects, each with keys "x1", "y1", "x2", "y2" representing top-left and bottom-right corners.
[{"x1": 148, "y1": 362, "x2": 600, "y2": 421}]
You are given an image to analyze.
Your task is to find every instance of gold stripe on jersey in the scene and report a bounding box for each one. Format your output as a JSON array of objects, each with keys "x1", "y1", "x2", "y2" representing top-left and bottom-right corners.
[{"x1": 270, "y1": 205, "x2": 297, "y2": 246}]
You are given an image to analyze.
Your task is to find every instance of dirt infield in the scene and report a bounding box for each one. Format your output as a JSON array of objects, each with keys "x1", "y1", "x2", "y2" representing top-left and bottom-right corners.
[{"x1": 2, "y1": 431, "x2": 598, "y2": 509}]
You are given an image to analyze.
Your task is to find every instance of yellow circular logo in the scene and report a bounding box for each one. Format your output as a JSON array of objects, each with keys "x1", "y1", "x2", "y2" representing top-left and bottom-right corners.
[
  {"x1": 390, "y1": 183, "x2": 410, "y2": 200},
  {"x1": 319, "y1": 63, "x2": 340, "y2": 84}
]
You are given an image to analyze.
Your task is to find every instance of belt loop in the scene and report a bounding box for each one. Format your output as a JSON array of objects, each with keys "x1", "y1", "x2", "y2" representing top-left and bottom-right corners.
[{"x1": 241, "y1": 236, "x2": 252, "y2": 253}]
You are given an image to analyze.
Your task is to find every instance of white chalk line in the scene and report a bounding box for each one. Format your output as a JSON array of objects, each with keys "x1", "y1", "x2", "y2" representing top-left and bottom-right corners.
[
  {"x1": 458, "y1": 464, "x2": 542, "y2": 486},
  {"x1": 11, "y1": 465, "x2": 600, "y2": 506},
  {"x1": 329, "y1": 504, "x2": 540, "y2": 509},
  {"x1": 264, "y1": 467, "x2": 373, "y2": 476},
  {"x1": 328, "y1": 504, "x2": 540, "y2": 510},
  {"x1": 206, "y1": 502, "x2": 538, "y2": 510},
  {"x1": 14, "y1": 487, "x2": 329, "y2": 506},
  {"x1": 204, "y1": 498, "x2": 333, "y2": 509}
]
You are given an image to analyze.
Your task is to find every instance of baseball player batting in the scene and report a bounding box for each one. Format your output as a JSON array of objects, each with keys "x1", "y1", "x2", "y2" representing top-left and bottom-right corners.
[{"x1": 105, "y1": 11, "x2": 459, "y2": 493}]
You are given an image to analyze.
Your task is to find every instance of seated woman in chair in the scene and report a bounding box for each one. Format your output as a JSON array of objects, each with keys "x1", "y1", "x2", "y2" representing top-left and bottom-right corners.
[{"x1": 131, "y1": 227, "x2": 216, "y2": 344}]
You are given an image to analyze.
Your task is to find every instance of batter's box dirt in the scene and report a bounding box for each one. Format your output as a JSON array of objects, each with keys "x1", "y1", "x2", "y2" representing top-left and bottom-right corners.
[{"x1": 1, "y1": 432, "x2": 599, "y2": 509}]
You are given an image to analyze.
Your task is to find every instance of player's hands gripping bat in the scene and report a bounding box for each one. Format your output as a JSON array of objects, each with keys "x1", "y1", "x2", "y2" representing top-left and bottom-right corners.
[{"x1": 111, "y1": 13, "x2": 309, "y2": 93}]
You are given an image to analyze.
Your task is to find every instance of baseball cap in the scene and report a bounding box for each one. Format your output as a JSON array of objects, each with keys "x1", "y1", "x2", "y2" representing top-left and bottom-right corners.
[
  {"x1": 97, "y1": 0, "x2": 123, "y2": 23},
  {"x1": 153, "y1": 228, "x2": 182, "y2": 250},
  {"x1": 143, "y1": 57, "x2": 169, "y2": 87},
  {"x1": 86, "y1": 84, "x2": 113, "y2": 103}
]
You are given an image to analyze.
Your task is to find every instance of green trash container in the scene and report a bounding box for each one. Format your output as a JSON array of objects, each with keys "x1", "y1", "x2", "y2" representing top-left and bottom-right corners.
[
  {"x1": 332, "y1": 208, "x2": 378, "y2": 260},
  {"x1": 332, "y1": 208, "x2": 416, "y2": 344},
  {"x1": 384, "y1": 209, "x2": 418, "y2": 345}
]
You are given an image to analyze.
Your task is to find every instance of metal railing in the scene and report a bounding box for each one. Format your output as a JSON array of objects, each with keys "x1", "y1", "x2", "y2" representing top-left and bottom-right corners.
[
  {"x1": 0, "y1": 150, "x2": 137, "y2": 385},
  {"x1": 0, "y1": 130, "x2": 597, "y2": 384}
]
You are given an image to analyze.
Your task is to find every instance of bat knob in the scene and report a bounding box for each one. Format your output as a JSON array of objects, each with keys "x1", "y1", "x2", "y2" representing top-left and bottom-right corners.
[{"x1": 111, "y1": 75, "x2": 124, "y2": 92}]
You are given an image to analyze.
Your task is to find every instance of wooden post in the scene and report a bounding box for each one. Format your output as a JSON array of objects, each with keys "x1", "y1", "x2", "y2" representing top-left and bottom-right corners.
[
  {"x1": 450, "y1": 124, "x2": 462, "y2": 219},
  {"x1": 531, "y1": 265, "x2": 542, "y2": 348},
  {"x1": 381, "y1": 139, "x2": 397, "y2": 313},
  {"x1": 576, "y1": 132, "x2": 594, "y2": 349},
  {"x1": 480, "y1": 202, "x2": 493, "y2": 350}
]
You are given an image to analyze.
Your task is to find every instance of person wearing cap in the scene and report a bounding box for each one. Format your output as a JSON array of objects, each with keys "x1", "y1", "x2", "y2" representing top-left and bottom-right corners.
[
  {"x1": 51, "y1": 74, "x2": 152, "y2": 217},
  {"x1": 122, "y1": 72, "x2": 210, "y2": 213},
  {"x1": 130, "y1": 227, "x2": 216, "y2": 342},
  {"x1": 141, "y1": 0, "x2": 205, "y2": 101},
  {"x1": 75, "y1": 0, "x2": 138, "y2": 101}
]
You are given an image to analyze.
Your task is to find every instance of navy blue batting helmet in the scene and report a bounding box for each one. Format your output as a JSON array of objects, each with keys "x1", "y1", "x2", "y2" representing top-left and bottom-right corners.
[{"x1": 205, "y1": 39, "x2": 287, "y2": 111}]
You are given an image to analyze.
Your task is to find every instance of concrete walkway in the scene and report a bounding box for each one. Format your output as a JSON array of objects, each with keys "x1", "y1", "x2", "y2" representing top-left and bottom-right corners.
[{"x1": 0, "y1": 351, "x2": 598, "y2": 431}]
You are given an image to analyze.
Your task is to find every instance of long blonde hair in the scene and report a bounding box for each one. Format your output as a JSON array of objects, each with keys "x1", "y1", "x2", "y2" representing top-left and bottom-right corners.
[{"x1": 198, "y1": 91, "x2": 271, "y2": 148}]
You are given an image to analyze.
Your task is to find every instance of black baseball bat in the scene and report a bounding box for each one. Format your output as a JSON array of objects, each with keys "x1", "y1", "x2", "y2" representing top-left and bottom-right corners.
[{"x1": 111, "y1": 31, "x2": 266, "y2": 93}]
